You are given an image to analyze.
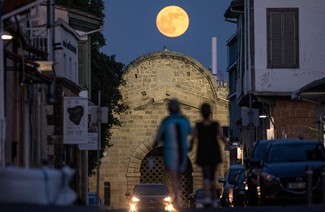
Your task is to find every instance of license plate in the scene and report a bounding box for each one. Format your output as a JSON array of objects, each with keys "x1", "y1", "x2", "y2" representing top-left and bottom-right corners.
[{"x1": 287, "y1": 182, "x2": 306, "y2": 189}]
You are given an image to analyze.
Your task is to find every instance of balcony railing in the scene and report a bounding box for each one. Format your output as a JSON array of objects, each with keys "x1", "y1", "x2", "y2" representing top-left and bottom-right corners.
[{"x1": 22, "y1": 26, "x2": 49, "y2": 61}]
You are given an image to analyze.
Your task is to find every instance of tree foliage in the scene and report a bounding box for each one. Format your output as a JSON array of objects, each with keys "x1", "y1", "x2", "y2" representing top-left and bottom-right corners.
[{"x1": 56, "y1": 0, "x2": 127, "y2": 175}]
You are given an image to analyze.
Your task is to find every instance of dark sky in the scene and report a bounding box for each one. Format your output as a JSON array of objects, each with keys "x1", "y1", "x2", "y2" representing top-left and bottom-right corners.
[{"x1": 101, "y1": 0, "x2": 235, "y2": 80}]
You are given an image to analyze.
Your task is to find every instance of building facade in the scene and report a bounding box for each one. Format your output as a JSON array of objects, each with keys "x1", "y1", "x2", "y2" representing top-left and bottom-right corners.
[
  {"x1": 1, "y1": 0, "x2": 102, "y2": 203},
  {"x1": 89, "y1": 49, "x2": 230, "y2": 208},
  {"x1": 225, "y1": 0, "x2": 325, "y2": 158}
]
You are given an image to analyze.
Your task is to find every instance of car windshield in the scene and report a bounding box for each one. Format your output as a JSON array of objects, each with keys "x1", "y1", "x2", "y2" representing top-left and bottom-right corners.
[
  {"x1": 228, "y1": 168, "x2": 244, "y2": 184},
  {"x1": 235, "y1": 171, "x2": 245, "y2": 184},
  {"x1": 88, "y1": 193, "x2": 101, "y2": 205},
  {"x1": 133, "y1": 185, "x2": 168, "y2": 195},
  {"x1": 195, "y1": 189, "x2": 219, "y2": 200},
  {"x1": 195, "y1": 190, "x2": 206, "y2": 199},
  {"x1": 252, "y1": 142, "x2": 269, "y2": 161},
  {"x1": 89, "y1": 196, "x2": 97, "y2": 205},
  {"x1": 266, "y1": 143, "x2": 325, "y2": 163}
]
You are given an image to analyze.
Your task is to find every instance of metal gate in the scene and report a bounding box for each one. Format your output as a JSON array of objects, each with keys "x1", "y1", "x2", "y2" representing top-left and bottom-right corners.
[{"x1": 140, "y1": 147, "x2": 193, "y2": 204}]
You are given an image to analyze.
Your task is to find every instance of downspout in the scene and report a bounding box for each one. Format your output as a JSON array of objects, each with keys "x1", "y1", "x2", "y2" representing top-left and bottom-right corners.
[
  {"x1": 0, "y1": 0, "x2": 5, "y2": 167},
  {"x1": 47, "y1": 0, "x2": 57, "y2": 104},
  {"x1": 246, "y1": 0, "x2": 253, "y2": 124},
  {"x1": 245, "y1": 0, "x2": 255, "y2": 157}
]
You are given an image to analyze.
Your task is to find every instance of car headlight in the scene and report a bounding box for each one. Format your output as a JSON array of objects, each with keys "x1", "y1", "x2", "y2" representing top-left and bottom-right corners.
[
  {"x1": 195, "y1": 202, "x2": 204, "y2": 208},
  {"x1": 132, "y1": 196, "x2": 140, "y2": 202},
  {"x1": 165, "y1": 203, "x2": 174, "y2": 211},
  {"x1": 164, "y1": 196, "x2": 171, "y2": 202},
  {"x1": 130, "y1": 203, "x2": 137, "y2": 212}
]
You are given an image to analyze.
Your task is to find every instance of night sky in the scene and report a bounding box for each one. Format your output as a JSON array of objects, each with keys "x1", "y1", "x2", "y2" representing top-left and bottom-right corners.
[{"x1": 101, "y1": 0, "x2": 235, "y2": 80}]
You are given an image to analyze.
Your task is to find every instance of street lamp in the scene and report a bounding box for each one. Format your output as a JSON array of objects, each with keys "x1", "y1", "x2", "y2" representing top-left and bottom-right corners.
[{"x1": 1, "y1": 32, "x2": 12, "y2": 40}]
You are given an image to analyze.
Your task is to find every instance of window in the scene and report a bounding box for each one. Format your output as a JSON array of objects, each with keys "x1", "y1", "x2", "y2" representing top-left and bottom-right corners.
[{"x1": 267, "y1": 8, "x2": 299, "y2": 68}]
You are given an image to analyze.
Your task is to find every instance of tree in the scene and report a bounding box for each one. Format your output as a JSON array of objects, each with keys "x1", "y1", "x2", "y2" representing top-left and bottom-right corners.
[
  {"x1": 89, "y1": 52, "x2": 127, "y2": 175},
  {"x1": 56, "y1": 0, "x2": 127, "y2": 175}
]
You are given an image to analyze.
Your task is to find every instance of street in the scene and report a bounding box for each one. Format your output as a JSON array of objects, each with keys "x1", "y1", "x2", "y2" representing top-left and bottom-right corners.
[{"x1": 1, "y1": 205, "x2": 325, "y2": 212}]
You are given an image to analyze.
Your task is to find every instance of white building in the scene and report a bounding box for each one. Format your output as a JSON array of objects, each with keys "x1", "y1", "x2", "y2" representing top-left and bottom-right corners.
[{"x1": 225, "y1": 0, "x2": 325, "y2": 156}]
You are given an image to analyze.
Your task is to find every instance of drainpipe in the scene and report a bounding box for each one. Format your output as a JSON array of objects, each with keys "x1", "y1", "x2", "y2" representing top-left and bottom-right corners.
[
  {"x1": 0, "y1": 0, "x2": 6, "y2": 167},
  {"x1": 245, "y1": 0, "x2": 255, "y2": 156},
  {"x1": 47, "y1": 0, "x2": 57, "y2": 104}
]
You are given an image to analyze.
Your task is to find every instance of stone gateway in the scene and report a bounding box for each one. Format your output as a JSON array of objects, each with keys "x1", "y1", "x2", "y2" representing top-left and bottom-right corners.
[{"x1": 89, "y1": 50, "x2": 230, "y2": 208}]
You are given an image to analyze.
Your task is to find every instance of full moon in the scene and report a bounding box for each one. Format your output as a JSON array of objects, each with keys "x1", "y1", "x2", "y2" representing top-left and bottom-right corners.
[{"x1": 156, "y1": 5, "x2": 190, "y2": 38}]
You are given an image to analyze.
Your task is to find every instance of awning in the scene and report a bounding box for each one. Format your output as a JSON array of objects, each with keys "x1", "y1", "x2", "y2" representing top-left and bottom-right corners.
[
  {"x1": 2, "y1": 0, "x2": 44, "y2": 20},
  {"x1": 291, "y1": 77, "x2": 325, "y2": 103},
  {"x1": 224, "y1": 0, "x2": 244, "y2": 19}
]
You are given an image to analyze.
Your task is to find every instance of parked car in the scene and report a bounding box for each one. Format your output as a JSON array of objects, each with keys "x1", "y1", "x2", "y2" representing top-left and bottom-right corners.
[
  {"x1": 232, "y1": 170, "x2": 248, "y2": 207},
  {"x1": 88, "y1": 192, "x2": 102, "y2": 207},
  {"x1": 218, "y1": 164, "x2": 246, "y2": 207},
  {"x1": 257, "y1": 139, "x2": 325, "y2": 205},
  {"x1": 125, "y1": 183, "x2": 173, "y2": 211},
  {"x1": 187, "y1": 188, "x2": 221, "y2": 208},
  {"x1": 244, "y1": 139, "x2": 273, "y2": 205}
]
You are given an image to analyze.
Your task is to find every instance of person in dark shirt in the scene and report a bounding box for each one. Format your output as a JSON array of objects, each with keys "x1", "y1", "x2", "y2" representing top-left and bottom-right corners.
[{"x1": 189, "y1": 103, "x2": 229, "y2": 207}]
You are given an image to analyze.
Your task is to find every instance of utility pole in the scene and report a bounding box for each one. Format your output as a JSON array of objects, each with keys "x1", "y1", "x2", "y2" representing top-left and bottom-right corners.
[{"x1": 96, "y1": 91, "x2": 101, "y2": 195}]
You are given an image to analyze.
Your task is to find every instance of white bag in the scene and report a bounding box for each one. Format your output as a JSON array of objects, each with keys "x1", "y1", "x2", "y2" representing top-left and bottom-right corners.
[{"x1": 0, "y1": 166, "x2": 77, "y2": 205}]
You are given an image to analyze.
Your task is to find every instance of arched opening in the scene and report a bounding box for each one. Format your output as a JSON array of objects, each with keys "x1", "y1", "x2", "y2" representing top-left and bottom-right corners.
[{"x1": 140, "y1": 147, "x2": 193, "y2": 204}]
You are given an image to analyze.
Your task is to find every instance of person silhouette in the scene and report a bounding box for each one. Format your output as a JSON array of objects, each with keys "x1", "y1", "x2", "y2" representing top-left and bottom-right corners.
[
  {"x1": 189, "y1": 102, "x2": 229, "y2": 208},
  {"x1": 153, "y1": 99, "x2": 191, "y2": 207}
]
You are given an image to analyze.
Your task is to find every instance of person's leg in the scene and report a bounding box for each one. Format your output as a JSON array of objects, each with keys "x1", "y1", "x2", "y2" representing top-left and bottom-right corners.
[
  {"x1": 202, "y1": 165, "x2": 212, "y2": 205},
  {"x1": 169, "y1": 170, "x2": 181, "y2": 206},
  {"x1": 209, "y1": 164, "x2": 219, "y2": 208}
]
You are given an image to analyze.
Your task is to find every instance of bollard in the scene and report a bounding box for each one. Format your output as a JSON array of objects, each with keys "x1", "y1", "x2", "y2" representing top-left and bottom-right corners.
[
  {"x1": 322, "y1": 166, "x2": 325, "y2": 204},
  {"x1": 306, "y1": 165, "x2": 313, "y2": 205},
  {"x1": 104, "y1": 181, "x2": 111, "y2": 206}
]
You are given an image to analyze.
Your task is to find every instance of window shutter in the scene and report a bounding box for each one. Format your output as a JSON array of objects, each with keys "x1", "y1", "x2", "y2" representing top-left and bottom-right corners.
[
  {"x1": 283, "y1": 12, "x2": 297, "y2": 67},
  {"x1": 267, "y1": 8, "x2": 299, "y2": 68},
  {"x1": 269, "y1": 12, "x2": 282, "y2": 67}
]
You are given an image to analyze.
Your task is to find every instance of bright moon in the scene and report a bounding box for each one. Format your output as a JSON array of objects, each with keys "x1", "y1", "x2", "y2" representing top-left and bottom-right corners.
[{"x1": 156, "y1": 5, "x2": 190, "y2": 38}]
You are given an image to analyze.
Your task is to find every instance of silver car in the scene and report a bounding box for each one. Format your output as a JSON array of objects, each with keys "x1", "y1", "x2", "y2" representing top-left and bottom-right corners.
[{"x1": 126, "y1": 183, "x2": 173, "y2": 211}]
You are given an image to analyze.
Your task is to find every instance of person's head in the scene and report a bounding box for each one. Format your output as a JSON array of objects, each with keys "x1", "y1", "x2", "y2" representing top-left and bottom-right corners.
[
  {"x1": 168, "y1": 99, "x2": 180, "y2": 114},
  {"x1": 200, "y1": 103, "x2": 211, "y2": 119}
]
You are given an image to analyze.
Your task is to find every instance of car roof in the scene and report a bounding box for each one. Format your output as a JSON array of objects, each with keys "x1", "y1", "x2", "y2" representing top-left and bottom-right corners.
[
  {"x1": 229, "y1": 164, "x2": 245, "y2": 169},
  {"x1": 133, "y1": 183, "x2": 169, "y2": 195},
  {"x1": 268, "y1": 139, "x2": 320, "y2": 146},
  {"x1": 135, "y1": 183, "x2": 167, "y2": 186}
]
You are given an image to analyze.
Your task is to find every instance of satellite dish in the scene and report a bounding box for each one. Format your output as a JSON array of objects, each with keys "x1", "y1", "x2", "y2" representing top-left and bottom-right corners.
[{"x1": 320, "y1": 114, "x2": 325, "y2": 123}]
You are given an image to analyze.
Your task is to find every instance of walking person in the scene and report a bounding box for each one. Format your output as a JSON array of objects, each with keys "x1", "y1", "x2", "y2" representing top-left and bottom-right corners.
[
  {"x1": 153, "y1": 99, "x2": 192, "y2": 207},
  {"x1": 189, "y1": 102, "x2": 229, "y2": 208}
]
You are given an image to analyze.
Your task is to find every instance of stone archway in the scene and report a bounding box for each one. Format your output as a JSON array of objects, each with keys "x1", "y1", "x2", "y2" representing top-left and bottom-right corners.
[
  {"x1": 126, "y1": 140, "x2": 193, "y2": 204},
  {"x1": 139, "y1": 147, "x2": 193, "y2": 203},
  {"x1": 91, "y1": 50, "x2": 229, "y2": 208}
]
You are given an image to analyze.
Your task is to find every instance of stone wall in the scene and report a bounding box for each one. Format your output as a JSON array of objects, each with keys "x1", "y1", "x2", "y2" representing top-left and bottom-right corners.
[
  {"x1": 273, "y1": 97, "x2": 318, "y2": 140},
  {"x1": 89, "y1": 50, "x2": 230, "y2": 208}
]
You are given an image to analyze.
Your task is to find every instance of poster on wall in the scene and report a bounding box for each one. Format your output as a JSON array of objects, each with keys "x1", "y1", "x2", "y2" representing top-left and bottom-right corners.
[
  {"x1": 78, "y1": 108, "x2": 100, "y2": 150},
  {"x1": 63, "y1": 97, "x2": 88, "y2": 144},
  {"x1": 78, "y1": 132, "x2": 99, "y2": 150}
]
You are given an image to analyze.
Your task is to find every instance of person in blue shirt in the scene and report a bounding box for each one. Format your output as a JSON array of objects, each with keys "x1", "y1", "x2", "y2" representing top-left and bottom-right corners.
[{"x1": 153, "y1": 99, "x2": 191, "y2": 207}]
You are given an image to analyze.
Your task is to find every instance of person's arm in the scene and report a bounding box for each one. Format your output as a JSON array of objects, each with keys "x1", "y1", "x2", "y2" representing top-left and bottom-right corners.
[
  {"x1": 216, "y1": 122, "x2": 231, "y2": 145},
  {"x1": 189, "y1": 125, "x2": 197, "y2": 151},
  {"x1": 153, "y1": 121, "x2": 164, "y2": 149}
]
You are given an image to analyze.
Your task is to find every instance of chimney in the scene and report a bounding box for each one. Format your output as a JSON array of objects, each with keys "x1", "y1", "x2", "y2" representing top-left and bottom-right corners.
[{"x1": 211, "y1": 37, "x2": 218, "y2": 81}]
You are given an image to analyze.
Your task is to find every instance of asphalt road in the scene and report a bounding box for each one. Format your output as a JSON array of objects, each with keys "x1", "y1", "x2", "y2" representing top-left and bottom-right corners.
[
  {"x1": 0, "y1": 205, "x2": 325, "y2": 212},
  {"x1": 102, "y1": 205, "x2": 325, "y2": 212}
]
